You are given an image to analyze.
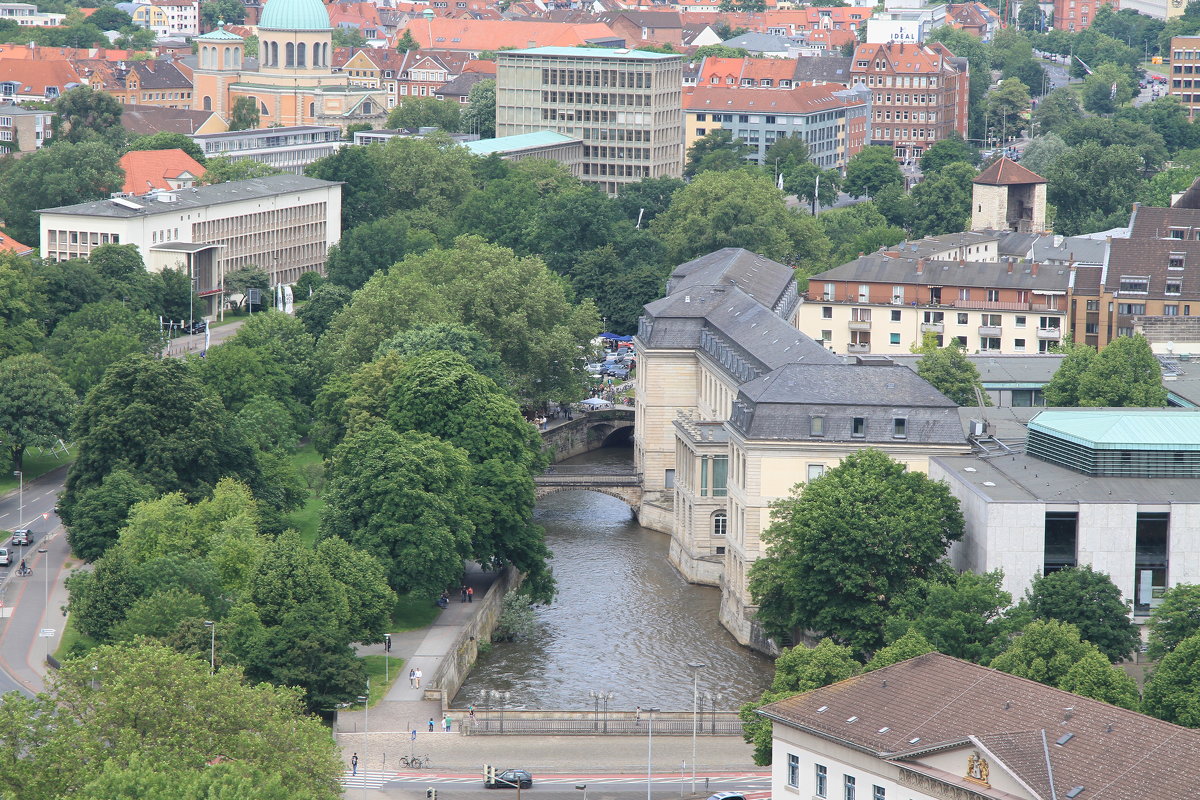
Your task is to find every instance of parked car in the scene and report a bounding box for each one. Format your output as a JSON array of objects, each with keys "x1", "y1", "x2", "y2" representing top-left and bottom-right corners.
[
  {"x1": 607, "y1": 366, "x2": 630, "y2": 380},
  {"x1": 486, "y1": 770, "x2": 533, "y2": 789},
  {"x1": 706, "y1": 793, "x2": 747, "y2": 800},
  {"x1": 585, "y1": 362, "x2": 604, "y2": 374},
  {"x1": 186, "y1": 320, "x2": 208, "y2": 335},
  {"x1": 10, "y1": 529, "x2": 31, "y2": 546},
  {"x1": 0, "y1": 547, "x2": 10, "y2": 566}
]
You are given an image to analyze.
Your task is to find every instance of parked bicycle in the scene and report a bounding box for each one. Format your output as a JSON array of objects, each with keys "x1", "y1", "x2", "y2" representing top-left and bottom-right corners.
[{"x1": 398, "y1": 754, "x2": 431, "y2": 769}]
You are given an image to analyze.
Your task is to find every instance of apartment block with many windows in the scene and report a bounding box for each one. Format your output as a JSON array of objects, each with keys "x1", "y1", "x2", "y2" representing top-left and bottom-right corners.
[
  {"x1": 1170, "y1": 35, "x2": 1200, "y2": 114},
  {"x1": 850, "y1": 40, "x2": 968, "y2": 162},
  {"x1": 496, "y1": 46, "x2": 684, "y2": 195}
]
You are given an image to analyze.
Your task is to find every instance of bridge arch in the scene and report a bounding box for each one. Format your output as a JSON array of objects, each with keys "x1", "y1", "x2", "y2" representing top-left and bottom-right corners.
[{"x1": 533, "y1": 484, "x2": 641, "y2": 509}]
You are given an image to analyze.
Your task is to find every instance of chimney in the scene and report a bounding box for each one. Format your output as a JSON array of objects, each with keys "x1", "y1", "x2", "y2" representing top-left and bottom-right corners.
[
  {"x1": 959, "y1": 257, "x2": 966, "y2": 268},
  {"x1": 1006, "y1": 259, "x2": 1012, "y2": 274},
  {"x1": 1031, "y1": 261, "x2": 1040, "y2": 277},
  {"x1": 916, "y1": 258, "x2": 925, "y2": 274}
]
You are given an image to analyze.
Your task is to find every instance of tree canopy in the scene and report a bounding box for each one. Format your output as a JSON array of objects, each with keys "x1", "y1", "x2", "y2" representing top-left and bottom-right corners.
[
  {"x1": 1026, "y1": 565, "x2": 1140, "y2": 662},
  {"x1": 913, "y1": 333, "x2": 989, "y2": 406},
  {"x1": 1147, "y1": 583, "x2": 1200, "y2": 660},
  {"x1": 1143, "y1": 632, "x2": 1200, "y2": 726},
  {"x1": 0, "y1": 353, "x2": 76, "y2": 471}
]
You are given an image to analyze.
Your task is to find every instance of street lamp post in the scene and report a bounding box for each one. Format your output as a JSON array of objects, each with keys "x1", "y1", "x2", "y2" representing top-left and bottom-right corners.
[
  {"x1": 646, "y1": 706, "x2": 661, "y2": 800},
  {"x1": 12, "y1": 470, "x2": 21, "y2": 527},
  {"x1": 203, "y1": 620, "x2": 215, "y2": 675},
  {"x1": 357, "y1": 692, "x2": 369, "y2": 800},
  {"x1": 687, "y1": 662, "x2": 707, "y2": 793}
]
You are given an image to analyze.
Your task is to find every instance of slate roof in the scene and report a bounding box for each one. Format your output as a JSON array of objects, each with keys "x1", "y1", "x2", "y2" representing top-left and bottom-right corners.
[
  {"x1": 738, "y1": 362, "x2": 957, "y2": 407},
  {"x1": 1028, "y1": 234, "x2": 1109, "y2": 265},
  {"x1": 811, "y1": 253, "x2": 1072, "y2": 292},
  {"x1": 760, "y1": 652, "x2": 1200, "y2": 800},
  {"x1": 435, "y1": 70, "x2": 490, "y2": 98},
  {"x1": 129, "y1": 59, "x2": 192, "y2": 90},
  {"x1": 721, "y1": 32, "x2": 795, "y2": 52},
  {"x1": 119, "y1": 104, "x2": 221, "y2": 135},
  {"x1": 1128, "y1": 202, "x2": 1200, "y2": 238},
  {"x1": 973, "y1": 156, "x2": 1047, "y2": 186},
  {"x1": 666, "y1": 248, "x2": 796, "y2": 311},
  {"x1": 792, "y1": 55, "x2": 852, "y2": 84},
  {"x1": 888, "y1": 353, "x2": 1066, "y2": 387}
]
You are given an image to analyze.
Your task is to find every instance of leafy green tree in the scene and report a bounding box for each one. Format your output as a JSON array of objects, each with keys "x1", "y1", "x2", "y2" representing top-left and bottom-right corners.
[
  {"x1": 294, "y1": 270, "x2": 324, "y2": 298},
  {"x1": 883, "y1": 571, "x2": 1026, "y2": 663},
  {"x1": 193, "y1": 344, "x2": 293, "y2": 416},
  {"x1": 1062, "y1": 117, "x2": 1168, "y2": 174},
  {"x1": 865, "y1": 628, "x2": 935, "y2": 670},
  {"x1": 221, "y1": 310, "x2": 318, "y2": 405},
  {"x1": 331, "y1": 27, "x2": 366, "y2": 48},
  {"x1": 1058, "y1": 649, "x2": 1141, "y2": 709},
  {"x1": 909, "y1": 161, "x2": 976, "y2": 238},
  {"x1": 227, "y1": 97, "x2": 260, "y2": 131},
  {"x1": 1044, "y1": 141, "x2": 1145, "y2": 235},
  {"x1": 316, "y1": 537, "x2": 395, "y2": 642},
  {"x1": 1082, "y1": 62, "x2": 1136, "y2": 115},
  {"x1": 927, "y1": 26, "x2": 990, "y2": 139},
  {"x1": 461, "y1": 78, "x2": 495, "y2": 138},
  {"x1": 919, "y1": 132, "x2": 978, "y2": 173},
  {"x1": 305, "y1": 144, "x2": 388, "y2": 229},
  {"x1": 52, "y1": 86, "x2": 123, "y2": 143},
  {"x1": 322, "y1": 424, "x2": 474, "y2": 595},
  {"x1": 0, "y1": 353, "x2": 76, "y2": 471},
  {"x1": 694, "y1": 44, "x2": 750, "y2": 58},
  {"x1": 1017, "y1": 0, "x2": 1045, "y2": 30},
  {"x1": 59, "y1": 355, "x2": 261, "y2": 530},
  {"x1": 1019, "y1": 133, "x2": 1068, "y2": 175},
  {"x1": 222, "y1": 265, "x2": 270, "y2": 311},
  {"x1": 1026, "y1": 565, "x2": 1140, "y2": 662},
  {"x1": 650, "y1": 170, "x2": 831, "y2": 272},
  {"x1": 296, "y1": 283, "x2": 351, "y2": 339},
  {"x1": 203, "y1": 155, "x2": 281, "y2": 184},
  {"x1": 750, "y1": 449, "x2": 965, "y2": 653},
  {"x1": 613, "y1": 175, "x2": 684, "y2": 225},
  {"x1": 1143, "y1": 631, "x2": 1200, "y2": 726},
  {"x1": 990, "y1": 619, "x2": 1098, "y2": 686},
  {"x1": 46, "y1": 300, "x2": 161, "y2": 396},
  {"x1": 317, "y1": 236, "x2": 599, "y2": 404},
  {"x1": 1147, "y1": 584, "x2": 1200, "y2": 660},
  {"x1": 395, "y1": 29, "x2": 419, "y2": 51},
  {"x1": 0, "y1": 641, "x2": 341, "y2": 800},
  {"x1": 843, "y1": 145, "x2": 903, "y2": 199},
  {"x1": 0, "y1": 140, "x2": 122, "y2": 244},
  {"x1": 986, "y1": 77, "x2": 1031, "y2": 142},
  {"x1": 369, "y1": 132, "x2": 477, "y2": 228},
  {"x1": 685, "y1": 129, "x2": 752, "y2": 176},
  {"x1": 88, "y1": 6, "x2": 133, "y2": 29},
  {"x1": 324, "y1": 211, "x2": 426, "y2": 290},
  {"x1": 387, "y1": 96, "x2": 462, "y2": 132},
  {"x1": 1122, "y1": 95, "x2": 1200, "y2": 155},
  {"x1": 126, "y1": 131, "x2": 206, "y2": 164},
  {"x1": 200, "y1": 0, "x2": 246, "y2": 26},
  {"x1": 32, "y1": 257, "x2": 105, "y2": 330},
  {"x1": 1076, "y1": 334, "x2": 1167, "y2": 407},
  {"x1": 818, "y1": 202, "x2": 906, "y2": 266},
  {"x1": 74, "y1": 756, "x2": 302, "y2": 800},
  {"x1": 377, "y1": 322, "x2": 505, "y2": 383},
  {"x1": 739, "y1": 640, "x2": 860, "y2": 765},
  {"x1": 234, "y1": 395, "x2": 299, "y2": 454},
  {"x1": 913, "y1": 333, "x2": 989, "y2": 406},
  {"x1": 65, "y1": 469, "x2": 158, "y2": 561},
  {"x1": 1044, "y1": 341, "x2": 1097, "y2": 406},
  {"x1": 1032, "y1": 88, "x2": 1082, "y2": 136}
]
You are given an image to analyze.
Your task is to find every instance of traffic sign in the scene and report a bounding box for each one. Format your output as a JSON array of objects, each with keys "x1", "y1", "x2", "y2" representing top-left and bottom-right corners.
[{"x1": 38, "y1": 628, "x2": 55, "y2": 638}]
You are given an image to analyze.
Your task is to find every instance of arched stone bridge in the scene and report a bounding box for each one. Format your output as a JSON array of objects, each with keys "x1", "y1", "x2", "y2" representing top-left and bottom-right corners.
[{"x1": 536, "y1": 408, "x2": 640, "y2": 507}]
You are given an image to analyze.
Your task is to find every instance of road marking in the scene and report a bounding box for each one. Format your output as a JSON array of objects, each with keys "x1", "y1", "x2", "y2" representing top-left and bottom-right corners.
[{"x1": 340, "y1": 770, "x2": 401, "y2": 789}]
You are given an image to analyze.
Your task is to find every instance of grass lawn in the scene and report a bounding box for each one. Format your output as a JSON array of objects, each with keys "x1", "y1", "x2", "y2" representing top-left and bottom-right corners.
[
  {"x1": 356, "y1": 655, "x2": 405, "y2": 707},
  {"x1": 284, "y1": 443, "x2": 324, "y2": 549},
  {"x1": 0, "y1": 448, "x2": 73, "y2": 496},
  {"x1": 392, "y1": 593, "x2": 441, "y2": 631},
  {"x1": 53, "y1": 613, "x2": 97, "y2": 661}
]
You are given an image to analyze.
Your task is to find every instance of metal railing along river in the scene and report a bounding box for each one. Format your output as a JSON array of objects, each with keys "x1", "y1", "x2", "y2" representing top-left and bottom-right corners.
[{"x1": 462, "y1": 710, "x2": 743, "y2": 736}]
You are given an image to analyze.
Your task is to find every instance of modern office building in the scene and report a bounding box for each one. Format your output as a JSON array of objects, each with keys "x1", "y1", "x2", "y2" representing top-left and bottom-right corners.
[
  {"x1": 190, "y1": 125, "x2": 344, "y2": 173},
  {"x1": 37, "y1": 175, "x2": 341, "y2": 314},
  {"x1": 850, "y1": 40, "x2": 969, "y2": 163},
  {"x1": 496, "y1": 46, "x2": 684, "y2": 194},
  {"x1": 682, "y1": 83, "x2": 870, "y2": 169},
  {"x1": 1169, "y1": 35, "x2": 1200, "y2": 114}
]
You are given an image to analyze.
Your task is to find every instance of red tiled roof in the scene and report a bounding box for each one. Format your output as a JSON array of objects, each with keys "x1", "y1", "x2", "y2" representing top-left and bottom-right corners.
[
  {"x1": 119, "y1": 148, "x2": 206, "y2": 193},
  {"x1": 852, "y1": 41, "x2": 965, "y2": 75},
  {"x1": 684, "y1": 83, "x2": 864, "y2": 113},
  {"x1": 393, "y1": 18, "x2": 619, "y2": 51},
  {"x1": 973, "y1": 157, "x2": 1047, "y2": 186},
  {"x1": 0, "y1": 58, "x2": 81, "y2": 94},
  {"x1": 0, "y1": 233, "x2": 34, "y2": 256},
  {"x1": 698, "y1": 56, "x2": 797, "y2": 84}
]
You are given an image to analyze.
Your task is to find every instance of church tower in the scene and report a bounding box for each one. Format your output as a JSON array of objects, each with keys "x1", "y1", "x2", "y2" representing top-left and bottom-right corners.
[{"x1": 192, "y1": 22, "x2": 244, "y2": 118}]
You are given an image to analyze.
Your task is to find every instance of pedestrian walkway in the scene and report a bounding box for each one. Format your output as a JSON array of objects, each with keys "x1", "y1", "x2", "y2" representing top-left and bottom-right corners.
[{"x1": 337, "y1": 562, "x2": 500, "y2": 737}]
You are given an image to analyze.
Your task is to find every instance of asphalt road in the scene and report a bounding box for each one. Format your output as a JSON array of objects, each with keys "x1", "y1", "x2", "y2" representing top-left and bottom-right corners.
[{"x1": 343, "y1": 770, "x2": 771, "y2": 799}]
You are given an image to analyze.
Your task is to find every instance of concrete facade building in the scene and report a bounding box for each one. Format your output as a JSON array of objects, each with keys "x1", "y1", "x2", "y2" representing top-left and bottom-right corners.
[
  {"x1": 682, "y1": 83, "x2": 870, "y2": 169},
  {"x1": 635, "y1": 248, "x2": 966, "y2": 651},
  {"x1": 496, "y1": 46, "x2": 684, "y2": 195},
  {"x1": 37, "y1": 175, "x2": 340, "y2": 314},
  {"x1": 0, "y1": 3, "x2": 64, "y2": 26},
  {"x1": 1169, "y1": 35, "x2": 1200, "y2": 113},
  {"x1": 761, "y1": 652, "x2": 1200, "y2": 800},
  {"x1": 850, "y1": 41, "x2": 969, "y2": 162},
  {"x1": 190, "y1": 125, "x2": 344, "y2": 172},
  {"x1": 0, "y1": 105, "x2": 51, "y2": 152}
]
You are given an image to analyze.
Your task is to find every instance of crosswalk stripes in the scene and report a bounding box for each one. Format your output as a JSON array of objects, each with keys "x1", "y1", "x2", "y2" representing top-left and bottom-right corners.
[{"x1": 339, "y1": 770, "x2": 399, "y2": 790}]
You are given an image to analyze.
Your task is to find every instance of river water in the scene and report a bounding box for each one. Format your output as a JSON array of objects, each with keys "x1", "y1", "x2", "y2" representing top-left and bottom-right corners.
[{"x1": 453, "y1": 446, "x2": 775, "y2": 711}]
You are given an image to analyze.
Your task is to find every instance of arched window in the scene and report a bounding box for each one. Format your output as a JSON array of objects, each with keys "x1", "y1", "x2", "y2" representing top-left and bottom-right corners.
[
  {"x1": 308, "y1": 101, "x2": 315, "y2": 117},
  {"x1": 712, "y1": 513, "x2": 727, "y2": 537},
  {"x1": 260, "y1": 100, "x2": 269, "y2": 114},
  {"x1": 297, "y1": 42, "x2": 306, "y2": 67},
  {"x1": 203, "y1": 95, "x2": 211, "y2": 110},
  {"x1": 314, "y1": 42, "x2": 323, "y2": 66},
  {"x1": 270, "y1": 41, "x2": 278, "y2": 67},
  {"x1": 201, "y1": 46, "x2": 209, "y2": 69},
  {"x1": 234, "y1": 46, "x2": 241, "y2": 68},
  {"x1": 286, "y1": 42, "x2": 295, "y2": 67},
  {"x1": 361, "y1": 100, "x2": 372, "y2": 115},
  {"x1": 223, "y1": 46, "x2": 231, "y2": 69}
]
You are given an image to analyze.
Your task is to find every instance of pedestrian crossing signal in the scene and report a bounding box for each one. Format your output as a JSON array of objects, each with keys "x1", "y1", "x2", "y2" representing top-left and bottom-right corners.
[
  {"x1": 485, "y1": 765, "x2": 496, "y2": 782},
  {"x1": 427, "y1": 789, "x2": 437, "y2": 800}
]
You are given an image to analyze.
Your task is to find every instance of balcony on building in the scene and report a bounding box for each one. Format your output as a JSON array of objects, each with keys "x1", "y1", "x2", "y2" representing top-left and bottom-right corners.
[
  {"x1": 847, "y1": 342, "x2": 871, "y2": 353},
  {"x1": 848, "y1": 318, "x2": 872, "y2": 330},
  {"x1": 978, "y1": 325, "x2": 1002, "y2": 336},
  {"x1": 920, "y1": 322, "x2": 944, "y2": 334},
  {"x1": 1037, "y1": 326, "x2": 1062, "y2": 339}
]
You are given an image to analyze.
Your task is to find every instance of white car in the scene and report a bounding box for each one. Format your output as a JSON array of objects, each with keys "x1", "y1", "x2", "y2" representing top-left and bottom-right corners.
[{"x1": 0, "y1": 547, "x2": 10, "y2": 566}]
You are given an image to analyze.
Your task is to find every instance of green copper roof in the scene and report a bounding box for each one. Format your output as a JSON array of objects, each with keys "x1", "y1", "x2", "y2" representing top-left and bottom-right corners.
[
  {"x1": 259, "y1": 0, "x2": 331, "y2": 31},
  {"x1": 196, "y1": 22, "x2": 244, "y2": 41},
  {"x1": 1028, "y1": 410, "x2": 1200, "y2": 451}
]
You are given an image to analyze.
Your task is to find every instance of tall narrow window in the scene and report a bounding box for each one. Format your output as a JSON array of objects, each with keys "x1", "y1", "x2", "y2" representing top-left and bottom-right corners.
[
  {"x1": 712, "y1": 513, "x2": 727, "y2": 537},
  {"x1": 844, "y1": 775, "x2": 856, "y2": 800},
  {"x1": 1044, "y1": 512, "x2": 1078, "y2": 574},
  {"x1": 815, "y1": 765, "x2": 828, "y2": 798},
  {"x1": 787, "y1": 754, "x2": 799, "y2": 788},
  {"x1": 1135, "y1": 512, "x2": 1169, "y2": 616},
  {"x1": 852, "y1": 417, "x2": 866, "y2": 437},
  {"x1": 286, "y1": 42, "x2": 295, "y2": 67}
]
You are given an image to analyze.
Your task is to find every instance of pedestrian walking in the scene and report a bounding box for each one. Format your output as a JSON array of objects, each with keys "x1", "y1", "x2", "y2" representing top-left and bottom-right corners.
[
  {"x1": 351, "y1": 753, "x2": 358, "y2": 776},
  {"x1": 409, "y1": 668, "x2": 416, "y2": 688},
  {"x1": 415, "y1": 667, "x2": 423, "y2": 688},
  {"x1": 468, "y1": 705, "x2": 476, "y2": 722},
  {"x1": 461, "y1": 585, "x2": 468, "y2": 603},
  {"x1": 443, "y1": 714, "x2": 452, "y2": 732},
  {"x1": 385, "y1": 633, "x2": 392, "y2": 652},
  {"x1": 428, "y1": 717, "x2": 436, "y2": 732},
  {"x1": 467, "y1": 586, "x2": 474, "y2": 603}
]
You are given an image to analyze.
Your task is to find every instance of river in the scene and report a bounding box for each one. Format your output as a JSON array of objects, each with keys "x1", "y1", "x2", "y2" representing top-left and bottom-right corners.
[{"x1": 453, "y1": 446, "x2": 775, "y2": 712}]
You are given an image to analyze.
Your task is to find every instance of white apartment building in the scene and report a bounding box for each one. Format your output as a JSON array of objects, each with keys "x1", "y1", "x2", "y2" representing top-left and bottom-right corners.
[
  {"x1": 38, "y1": 175, "x2": 341, "y2": 315},
  {"x1": 190, "y1": 126, "x2": 345, "y2": 174},
  {"x1": 0, "y1": 3, "x2": 65, "y2": 26}
]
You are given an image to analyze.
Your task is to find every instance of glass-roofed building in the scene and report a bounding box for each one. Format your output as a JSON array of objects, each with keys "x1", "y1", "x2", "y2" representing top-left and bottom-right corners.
[{"x1": 931, "y1": 408, "x2": 1200, "y2": 620}]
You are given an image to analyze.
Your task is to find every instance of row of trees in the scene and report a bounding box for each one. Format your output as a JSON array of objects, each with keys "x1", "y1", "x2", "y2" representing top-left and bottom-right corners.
[{"x1": 739, "y1": 449, "x2": 1199, "y2": 763}]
